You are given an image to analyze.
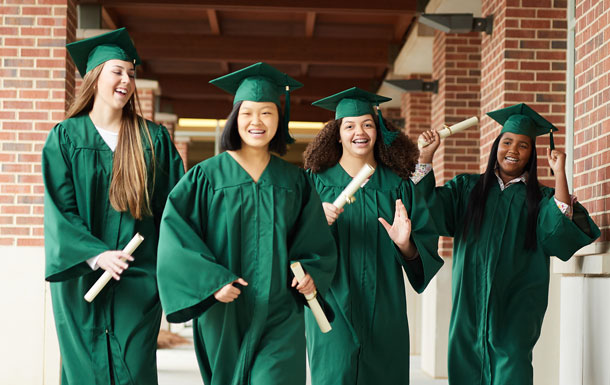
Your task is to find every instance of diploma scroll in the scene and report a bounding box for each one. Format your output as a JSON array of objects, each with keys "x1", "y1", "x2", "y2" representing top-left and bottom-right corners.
[
  {"x1": 418, "y1": 116, "x2": 479, "y2": 148},
  {"x1": 332, "y1": 163, "x2": 375, "y2": 209},
  {"x1": 84, "y1": 233, "x2": 144, "y2": 303},
  {"x1": 290, "y1": 262, "x2": 332, "y2": 333}
]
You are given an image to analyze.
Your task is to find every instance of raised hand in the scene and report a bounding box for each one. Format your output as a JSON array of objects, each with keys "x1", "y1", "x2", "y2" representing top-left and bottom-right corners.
[
  {"x1": 418, "y1": 129, "x2": 441, "y2": 163},
  {"x1": 214, "y1": 278, "x2": 249, "y2": 303},
  {"x1": 547, "y1": 149, "x2": 566, "y2": 175},
  {"x1": 379, "y1": 199, "x2": 416, "y2": 258}
]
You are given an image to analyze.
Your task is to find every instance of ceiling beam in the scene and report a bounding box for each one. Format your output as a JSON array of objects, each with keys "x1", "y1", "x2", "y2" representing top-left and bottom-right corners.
[
  {"x1": 101, "y1": 7, "x2": 118, "y2": 29},
  {"x1": 132, "y1": 34, "x2": 391, "y2": 66},
  {"x1": 151, "y1": 74, "x2": 379, "y2": 99},
  {"x1": 82, "y1": 0, "x2": 418, "y2": 14},
  {"x1": 305, "y1": 12, "x2": 316, "y2": 37},
  {"x1": 394, "y1": 15, "x2": 413, "y2": 41},
  {"x1": 206, "y1": 9, "x2": 220, "y2": 34},
  {"x1": 167, "y1": 98, "x2": 334, "y2": 121}
]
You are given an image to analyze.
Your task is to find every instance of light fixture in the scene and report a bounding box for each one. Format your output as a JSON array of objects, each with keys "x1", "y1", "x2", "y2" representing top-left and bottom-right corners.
[
  {"x1": 383, "y1": 79, "x2": 439, "y2": 94},
  {"x1": 418, "y1": 13, "x2": 493, "y2": 35}
]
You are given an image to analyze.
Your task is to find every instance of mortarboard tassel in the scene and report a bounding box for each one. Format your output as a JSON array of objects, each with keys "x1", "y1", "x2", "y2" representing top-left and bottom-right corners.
[
  {"x1": 284, "y1": 84, "x2": 295, "y2": 144},
  {"x1": 377, "y1": 105, "x2": 398, "y2": 146},
  {"x1": 549, "y1": 128, "x2": 555, "y2": 150}
]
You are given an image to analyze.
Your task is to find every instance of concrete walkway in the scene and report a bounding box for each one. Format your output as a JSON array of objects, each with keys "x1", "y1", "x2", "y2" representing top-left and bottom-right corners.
[{"x1": 157, "y1": 333, "x2": 448, "y2": 385}]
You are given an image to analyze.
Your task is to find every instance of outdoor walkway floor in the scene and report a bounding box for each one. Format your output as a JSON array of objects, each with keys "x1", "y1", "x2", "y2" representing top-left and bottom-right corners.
[{"x1": 157, "y1": 331, "x2": 448, "y2": 385}]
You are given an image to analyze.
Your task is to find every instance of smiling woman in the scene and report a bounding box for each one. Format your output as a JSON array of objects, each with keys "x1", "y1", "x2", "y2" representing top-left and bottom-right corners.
[
  {"x1": 42, "y1": 28, "x2": 184, "y2": 385},
  {"x1": 302, "y1": 87, "x2": 443, "y2": 385},
  {"x1": 415, "y1": 103, "x2": 600, "y2": 385},
  {"x1": 156, "y1": 62, "x2": 337, "y2": 385}
]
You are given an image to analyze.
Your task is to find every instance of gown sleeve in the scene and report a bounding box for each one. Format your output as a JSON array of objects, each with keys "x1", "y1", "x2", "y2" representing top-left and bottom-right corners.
[
  {"x1": 287, "y1": 173, "x2": 338, "y2": 297},
  {"x1": 399, "y1": 179, "x2": 444, "y2": 293},
  {"x1": 157, "y1": 167, "x2": 239, "y2": 323},
  {"x1": 43, "y1": 124, "x2": 110, "y2": 282},
  {"x1": 151, "y1": 126, "x2": 185, "y2": 226},
  {"x1": 537, "y1": 194, "x2": 600, "y2": 261},
  {"x1": 412, "y1": 170, "x2": 468, "y2": 238}
]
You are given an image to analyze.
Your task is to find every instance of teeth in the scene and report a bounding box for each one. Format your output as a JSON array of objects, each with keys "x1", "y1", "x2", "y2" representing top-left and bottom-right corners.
[
  {"x1": 115, "y1": 89, "x2": 127, "y2": 95},
  {"x1": 249, "y1": 130, "x2": 264, "y2": 134},
  {"x1": 505, "y1": 157, "x2": 518, "y2": 163},
  {"x1": 353, "y1": 139, "x2": 368, "y2": 144}
]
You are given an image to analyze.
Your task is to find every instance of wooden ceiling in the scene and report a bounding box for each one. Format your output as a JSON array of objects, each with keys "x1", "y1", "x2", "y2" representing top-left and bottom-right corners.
[{"x1": 79, "y1": 0, "x2": 420, "y2": 121}]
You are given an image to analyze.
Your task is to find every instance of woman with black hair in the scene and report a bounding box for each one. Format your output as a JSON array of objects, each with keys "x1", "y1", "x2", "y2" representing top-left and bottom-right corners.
[
  {"x1": 156, "y1": 62, "x2": 337, "y2": 385},
  {"x1": 415, "y1": 103, "x2": 600, "y2": 385},
  {"x1": 303, "y1": 87, "x2": 443, "y2": 385}
]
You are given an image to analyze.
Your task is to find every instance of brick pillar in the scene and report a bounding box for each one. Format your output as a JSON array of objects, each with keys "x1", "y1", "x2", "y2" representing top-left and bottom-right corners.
[
  {"x1": 136, "y1": 84, "x2": 155, "y2": 121},
  {"x1": 174, "y1": 139, "x2": 190, "y2": 171},
  {"x1": 480, "y1": 0, "x2": 567, "y2": 181},
  {"x1": 401, "y1": 74, "x2": 433, "y2": 142},
  {"x1": 420, "y1": 29, "x2": 481, "y2": 379},
  {"x1": 0, "y1": 1, "x2": 75, "y2": 383},
  {"x1": 431, "y1": 30, "x2": 482, "y2": 258},
  {"x1": 556, "y1": 2, "x2": 610, "y2": 384}
]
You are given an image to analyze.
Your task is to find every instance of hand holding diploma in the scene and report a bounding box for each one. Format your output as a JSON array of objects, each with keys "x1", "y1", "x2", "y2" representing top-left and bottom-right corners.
[
  {"x1": 84, "y1": 233, "x2": 144, "y2": 302},
  {"x1": 291, "y1": 262, "x2": 332, "y2": 333},
  {"x1": 418, "y1": 116, "x2": 479, "y2": 149}
]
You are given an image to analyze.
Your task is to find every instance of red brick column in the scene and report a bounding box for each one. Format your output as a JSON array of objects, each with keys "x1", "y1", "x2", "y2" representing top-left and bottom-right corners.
[
  {"x1": 137, "y1": 86, "x2": 155, "y2": 121},
  {"x1": 480, "y1": 0, "x2": 567, "y2": 181},
  {"x1": 431, "y1": 30, "x2": 482, "y2": 258},
  {"x1": 174, "y1": 139, "x2": 190, "y2": 171},
  {"x1": 401, "y1": 74, "x2": 433, "y2": 143},
  {"x1": 0, "y1": 0, "x2": 76, "y2": 247},
  {"x1": 573, "y1": 1, "x2": 609, "y2": 242}
]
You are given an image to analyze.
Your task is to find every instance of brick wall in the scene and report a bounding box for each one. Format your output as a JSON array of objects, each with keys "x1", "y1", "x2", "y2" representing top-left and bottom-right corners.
[
  {"x1": 137, "y1": 87, "x2": 154, "y2": 121},
  {"x1": 573, "y1": 0, "x2": 610, "y2": 242},
  {"x1": 401, "y1": 74, "x2": 433, "y2": 142},
  {"x1": 430, "y1": 30, "x2": 482, "y2": 257},
  {"x1": 480, "y1": 0, "x2": 567, "y2": 180},
  {"x1": 0, "y1": 0, "x2": 76, "y2": 247}
]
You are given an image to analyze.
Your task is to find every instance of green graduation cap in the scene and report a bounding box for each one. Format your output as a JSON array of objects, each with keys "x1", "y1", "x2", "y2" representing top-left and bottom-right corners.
[
  {"x1": 66, "y1": 28, "x2": 141, "y2": 78},
  {"x1": 312, "y1": 87, "x2": 397, "y2": 146},
  {"x1": 209, "y1": 62, "x2": 303, "y2": 144},
  {"x1": 487, "y1": 103, "x2": 558, "y2": 149}
]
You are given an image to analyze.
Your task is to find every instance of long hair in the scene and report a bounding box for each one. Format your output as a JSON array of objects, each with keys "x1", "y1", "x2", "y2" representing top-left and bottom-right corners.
[
  {"x1": 220, "y1": 101, "x2": 287, "y2": 155},
  {"x1": 303, "y1": 115, "x2": 419, "y2": 179},
  {"x1": 66, "y1": 62, "x2": 155, "y2": 220},
  {"x1": 461, "y1": 133, "x2": 542, "y2": 250}
]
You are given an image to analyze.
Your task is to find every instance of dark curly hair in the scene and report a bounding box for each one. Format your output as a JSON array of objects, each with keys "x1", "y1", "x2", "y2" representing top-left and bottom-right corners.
[{"x1": 303, "y1": 115, "x2": 419, "y2": 179}]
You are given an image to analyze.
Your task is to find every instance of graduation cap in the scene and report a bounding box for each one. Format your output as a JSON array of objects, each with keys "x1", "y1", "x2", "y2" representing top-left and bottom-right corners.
[
  {"x1": 66, "y1": 28, "x2": 141, "y2": 78},
  {"x1": 487, "y1": 103, "x2": 558, "y2": 150},
  {"x1": 312, "y1": 87, "x2": 397, "y2": 146},
  {"x1": 209, "y1": 62, "x2": 303, "y2": 144}
]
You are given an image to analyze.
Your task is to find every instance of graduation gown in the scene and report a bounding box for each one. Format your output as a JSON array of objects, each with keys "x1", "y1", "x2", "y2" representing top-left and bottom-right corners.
[
  {"x1": 156, "y1": 152, "x2": 337, "y2": 385},
  {"x1": 416, "y1": 171, "x2": 600, "y2": 385},
  {"x1": 43, "y1": 114, "x2": 184, "y2": 385},
  {"x1": 305, "y1": 163, "x2": 443, "y2": 385}
]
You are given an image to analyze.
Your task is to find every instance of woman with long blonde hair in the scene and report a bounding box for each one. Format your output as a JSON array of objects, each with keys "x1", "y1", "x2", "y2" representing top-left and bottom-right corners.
[{"x1": 42, "y1": 28, "x2": 184, "y2": 385}]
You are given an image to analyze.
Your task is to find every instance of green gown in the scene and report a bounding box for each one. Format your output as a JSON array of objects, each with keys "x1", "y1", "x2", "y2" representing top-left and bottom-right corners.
[
  {"x1": 305, "y1": 163, "x2": 443, "y2": 385},
  {"x1": 43, "y1": 114, "x2": 184, "y2": 385},
  {"x1": 415, "y1": 171, "x2": 600, "y2": 385},
  {"x1": 156, "y1": 152, "x2": 337, "y2": 385}
]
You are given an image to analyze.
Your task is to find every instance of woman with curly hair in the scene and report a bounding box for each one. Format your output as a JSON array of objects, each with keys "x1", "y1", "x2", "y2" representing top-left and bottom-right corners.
[{"x1": 303, "y1": 87, "x2": 443, "y2": 385}]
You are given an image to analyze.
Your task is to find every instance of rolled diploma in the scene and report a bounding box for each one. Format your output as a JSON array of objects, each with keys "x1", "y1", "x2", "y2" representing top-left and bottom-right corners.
[
  {"x1": 84, "y1": 233, "x2": 144, "y2": 303},
  {"x1": 332, "y1": 163, "x2": 375, "y2": 209},
  {"x1": 290, "y1": 262, "x2": 332, "y2": 333},
  {"x1": 418, "y1": 116, "x2": 479, "y2": 148}
]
